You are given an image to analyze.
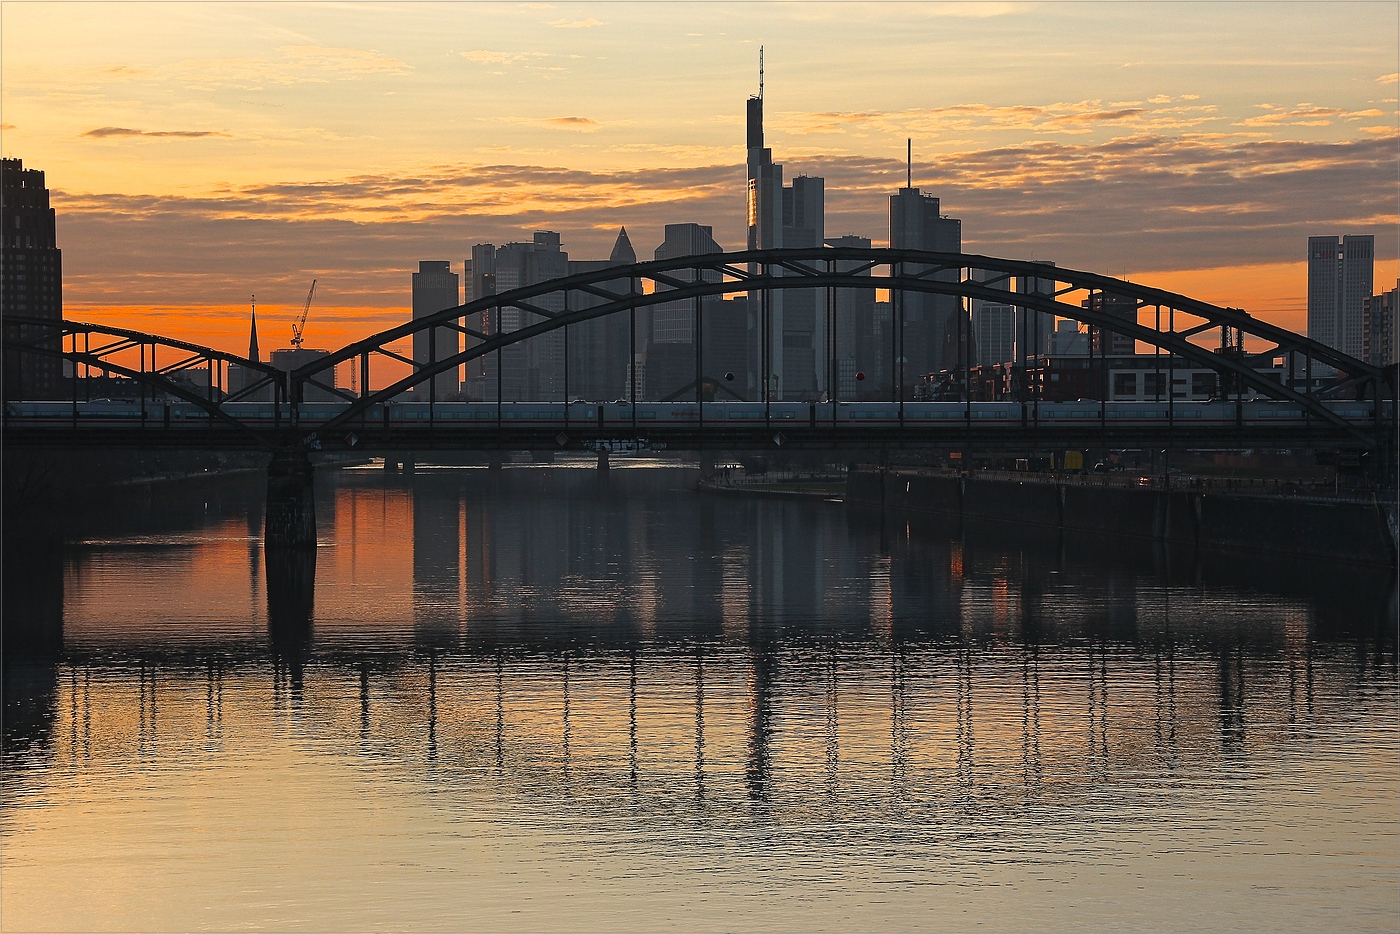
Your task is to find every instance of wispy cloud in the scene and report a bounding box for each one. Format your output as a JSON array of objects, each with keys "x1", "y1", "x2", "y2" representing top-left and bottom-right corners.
[
  {"x1": 83, "y1": 127, "x2": 232, "y2": 139},
  {"x1": 1378, "y1": 73, "x2": 1399, "y2": 85},
  {"x1": 779, "y1": 99, "x2": 1220, "y2": 137},
  {"x1": 548, "y1": 17, "x2": 603, "y2": 28},
  {"x1": 1238, "y1": 103, "x2": 1388, "y2": 127},
  {"x1": 459, "y1": 49, "x2": 547, "y2": 65},
  {"x1": 49, "y1": 132, "x2": 1394, "y2": 319},
  {"x1": 545, "y1": 116, "x2": 600, "y2": 129}
]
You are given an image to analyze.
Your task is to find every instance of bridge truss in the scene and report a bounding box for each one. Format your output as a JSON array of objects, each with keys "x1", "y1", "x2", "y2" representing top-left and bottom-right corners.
[{"x1": 5, "y1": 249, "x2": 1394, "y2": 453}]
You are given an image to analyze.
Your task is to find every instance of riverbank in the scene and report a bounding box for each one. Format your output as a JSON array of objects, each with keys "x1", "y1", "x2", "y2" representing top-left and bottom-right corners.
[{"x1": 847, "y1": 466, "x2": 1397, "y2": 568}]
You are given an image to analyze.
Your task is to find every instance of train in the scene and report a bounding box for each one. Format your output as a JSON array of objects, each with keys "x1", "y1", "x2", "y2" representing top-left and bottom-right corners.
[{"x1": 5, "y1": 398, "x2": 1388, "y2": 432}]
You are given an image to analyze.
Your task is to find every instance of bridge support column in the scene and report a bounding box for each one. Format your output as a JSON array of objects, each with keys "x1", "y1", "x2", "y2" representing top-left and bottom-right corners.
[
  {"x1": 265, "y1": 449, "x2": 317, "y2": 548},
  {"x1": 403, "y1": 455, "x2": 415, "y2": 474},
  {"x1": 597, "y1": 450, "x2": 610, "y2": 474},
  {"x1": 699, "y1": 452, "x2": 716, "y2": 480}
]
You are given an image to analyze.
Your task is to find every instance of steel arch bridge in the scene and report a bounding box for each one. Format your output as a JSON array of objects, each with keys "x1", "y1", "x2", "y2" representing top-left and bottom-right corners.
[{"x1": 5, "y1": 248, "x2": 1395, "y2": 452}]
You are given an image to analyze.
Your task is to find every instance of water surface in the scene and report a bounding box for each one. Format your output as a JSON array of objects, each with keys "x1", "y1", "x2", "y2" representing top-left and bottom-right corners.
[{"x1": 4, "y1": 464, "x2": 1396, "y2": 931}]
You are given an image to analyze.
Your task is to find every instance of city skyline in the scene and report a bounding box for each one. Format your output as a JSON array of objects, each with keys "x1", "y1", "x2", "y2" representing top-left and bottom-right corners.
[{"x1": 2, "y1": 1, "x2": 1396, "y2": 355}]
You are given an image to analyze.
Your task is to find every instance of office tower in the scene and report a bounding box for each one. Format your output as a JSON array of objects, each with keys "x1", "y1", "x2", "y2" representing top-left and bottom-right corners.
[
  {"x1": 491, "y1": 232, "x2": 568, "y2": 400},
  {"x1": 2, "y1": 158, "x2": 63, "y2": 400},
  {"x1": 746, "y1": 54, "x2": 785, "y2": 399},
  {"x1": 412, "y1": 261, "x2": 461, "y2": 400},
  {"x1": 970, "y1": 268, "x2": 1014, "y2": 367},
  {"x1": 564, "y1": 227, "x2": 634, "y2": 402},
  {"x1": 1308, "y1": 234, "x2": 1374, "y2": 358},
  {"x1": 889, "y1": 177, "x2": 961, "y2": 389},
  {"x1": 825, "y1": 235, "x2": 877, "y2": 398},
  {"x1": 1363, "y1": 283, "x2": 1397, "y2": 367},
  {"x1": 461, "y1": 243, "x2": 497, "y2": 395},
  {"x1": 1050, "y1": 319, "x2": 1089, "y2": 355},
  {"x1": 1016, "y1": 263, "x2": 1057, "y2": 359},
  {"x1": 1085, "y1": 291, "x2": 1137, "y2": 356},
  {"x1": 644, "y1": 224, "x2": 724, "y2": 400},
  {"x1": 780, "y1": 175, "x2": 825, "y2": 398}
]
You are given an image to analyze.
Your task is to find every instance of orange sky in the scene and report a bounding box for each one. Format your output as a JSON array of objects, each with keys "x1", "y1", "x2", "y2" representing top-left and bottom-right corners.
[{"x1": 6, "y1": 2, "x2": 1397, "y2": 355}]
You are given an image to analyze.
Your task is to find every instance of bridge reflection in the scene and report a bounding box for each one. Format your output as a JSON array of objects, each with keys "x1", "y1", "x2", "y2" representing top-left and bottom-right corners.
[{"x1": 4, "y1": 466, "x2": 1393, "y2": 807}]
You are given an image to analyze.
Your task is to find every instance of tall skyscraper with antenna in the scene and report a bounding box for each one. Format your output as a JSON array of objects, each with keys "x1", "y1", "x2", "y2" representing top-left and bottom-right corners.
[
  {"x1": 889, "y1": 140, "x2": 961, "y2": 385},
  {"x1": 744, "y1": 49, "x2": 828, "y2": 399}
]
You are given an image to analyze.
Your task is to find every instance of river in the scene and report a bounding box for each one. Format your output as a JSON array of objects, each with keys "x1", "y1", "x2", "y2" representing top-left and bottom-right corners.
[{"x1": 3, "y1": 462, "x2": 1396, "y2": 931}]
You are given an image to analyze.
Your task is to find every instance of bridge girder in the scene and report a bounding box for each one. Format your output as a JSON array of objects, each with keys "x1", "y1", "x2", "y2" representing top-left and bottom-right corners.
[
  {"x1": 5, "y1": 249, "x2": 1392, "y2": 452},
  {"x1": 296, "y1": 248, "x2": 1391, "y2": 445}
]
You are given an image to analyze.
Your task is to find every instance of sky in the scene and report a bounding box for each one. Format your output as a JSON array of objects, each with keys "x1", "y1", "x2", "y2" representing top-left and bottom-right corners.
[{"x1": 3, "y1": 1, "x2": 1397, "y2": 354}]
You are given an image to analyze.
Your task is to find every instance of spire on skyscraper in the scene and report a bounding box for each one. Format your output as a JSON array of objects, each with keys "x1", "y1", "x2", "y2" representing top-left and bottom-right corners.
[
  {"x1": 247, "y1": 295, "x2": 260, "y2": 362},
  {"x1": 609, "y1": 227, "x2": 636, "y2": 265}
]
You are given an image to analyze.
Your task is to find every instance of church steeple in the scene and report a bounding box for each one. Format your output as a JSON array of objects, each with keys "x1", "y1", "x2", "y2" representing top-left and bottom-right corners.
[
  {"x1": 247, "y1": 295, "x2": 260, "y2": 362},
  {"x1": 608, "y1": 226, "x2": 636, "y2": 265}
]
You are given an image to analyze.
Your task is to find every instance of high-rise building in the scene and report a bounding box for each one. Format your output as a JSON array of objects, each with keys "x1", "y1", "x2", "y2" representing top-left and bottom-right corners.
[
  {"x1": 646, "y1": 223, "x2": 724, "y2": 400},
  {"x1": 826, "y1": 235, "x2": 879, "y2": 398},
  {"x1": 1016, "y1": 264, "x2": 1057, "y2": 360},
  {"x1": 565, "y1": 228, "x2": 634, "y2": 402},
  {"x1": 1363, "y1": 283, "x2": 1397, "y2": 367},
  {"x1": 490, "y1": 232, "x2": 568, "y2": 400},
  {"x1": 1309, "y1": 234, "x2": 1374, "y2": 358},
  {"x1": 744, "y1": 54, "x2": 826, "y2": 400},
  {"x1": 1085, "y1": 291, "x2": 1138, "y2": 356},
  {"x1": 889, "y1": 180, "x2": 961, "y2": 390},
  {"x1": 412, "y1": 261, "x2": 461, "y2": 400},
  {"x1": 2, "y1": 158, "x2": 64, "y2": 400},
  {"x1": 461, "y1": 243, "x2": 497, "y2": 394},
  {"x1": 781, "y1": 175, "x2": 825, "y2": 398}
]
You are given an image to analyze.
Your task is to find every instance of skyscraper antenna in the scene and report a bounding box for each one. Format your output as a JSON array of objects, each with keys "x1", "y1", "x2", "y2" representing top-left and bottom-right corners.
[
  {"x1": 907, "y1": 138, "x2": 912, "y2": 188},
  {"x1": 759, "y1": 46, "x2": 764, "y2": 99}
]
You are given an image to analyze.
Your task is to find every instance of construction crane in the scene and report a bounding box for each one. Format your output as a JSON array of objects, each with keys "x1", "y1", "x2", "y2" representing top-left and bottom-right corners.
[{"x1": 290, "y1": 279, "x2": 316, "y2": 348}]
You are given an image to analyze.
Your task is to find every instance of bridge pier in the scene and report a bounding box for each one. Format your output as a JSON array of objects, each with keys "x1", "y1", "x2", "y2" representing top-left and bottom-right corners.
[
  {"x1": 698, "y1": 452, "x2": 716, "y2": 480},
  {"x1": 265, "y1": 449, "x2": 317, "y2": 548},
  {"x1": 597, "y1": 450, "x2": 610, "y2": 474}
]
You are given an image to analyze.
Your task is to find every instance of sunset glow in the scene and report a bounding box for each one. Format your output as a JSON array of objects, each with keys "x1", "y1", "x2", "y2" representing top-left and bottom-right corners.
[{"x1": 4, "y1": 1, "x2": 1396, "y2": 355}]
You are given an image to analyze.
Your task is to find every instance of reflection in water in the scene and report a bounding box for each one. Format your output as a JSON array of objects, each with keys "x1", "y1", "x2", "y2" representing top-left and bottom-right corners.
[{"x1": 2, "y1": 464, "x2": 1397, "y2": 932}]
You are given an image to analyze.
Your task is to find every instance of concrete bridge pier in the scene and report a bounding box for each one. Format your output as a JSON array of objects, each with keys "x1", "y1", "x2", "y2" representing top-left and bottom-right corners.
[
  {"x1": 699, "y1": 452, "x2": 716, "y2": 480},
  {"x1": 265, "y1": 449, "x2": 317, "y2": 548},
  {"x1": 597, "y1": 450, "x2": 610, "y2": 474}
]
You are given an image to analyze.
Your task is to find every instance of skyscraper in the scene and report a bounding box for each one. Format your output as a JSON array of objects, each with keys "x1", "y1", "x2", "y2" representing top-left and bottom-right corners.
[
  {"x1": 1309, "y1": 234, "x2": 1374, "y2": 359},
  {"x1": 412, "y1": 260, "x2": 461, "y2": 400},
  {"x1": 826, "y1": 235, "x2": 878, "y2": 398},
  {"x1": 744, "y1": 53, "x2": 826, "y2": 400},
  {"x1": 1085, "y1": 291, "x2": 1138, "y2": 356},
  {"x1": 2, "y1": 158, "x2": 63, "y2": 400},
  {"x1": 645, "y1": 223, "x2": 724, "y2": 400},
  {"x1": 1016, "y1": 263, "x2": 1057, "y2": 360},
  {"x1": 971, "y1": 269, "x2": 1015, "y2": 367},
  {"x1": 491, "y1": 232, "x2": 568, "y2": 400},
  {"x1": 1363, "y1": 283, "x2": 1396, "y2": 367},
  {"x1": 565, "y1": 228, "x2": 634, "y2": 402},
  {"x1": 889, "y1": 176, "x2": 961, "y2": 387}
]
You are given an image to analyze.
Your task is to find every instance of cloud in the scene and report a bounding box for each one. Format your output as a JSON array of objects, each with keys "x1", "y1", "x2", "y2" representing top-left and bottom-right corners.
[
  {"x1": 779, "y1": 99, "x2": 1219, "y2": 137},
  {"x1": 82, "y1": 127, "x2": 232, "y2": 138},
  {"x1": 459, "y1": 49, "x2": 548, "y2": 65},
  {"x1": 1237, "y1": 103, "x2": 1388, "y2": 127},
  {"x1": 548, "y1": 17, "x2": 603, "y2": 28},
  {"x1": 0, "y1": 123, "x2": 14, "y2": 131},
  {"x1": 57, "y1": 44, "x2": 411, "y2": 93},
  {"x1": 47, "y1": 133, "x2": 1394, "y2": 318},
  {"x1": 545, "y1": 116, "x2": 600, "y2": 129},
  {"x1": 1378, "y1": 73, "x2": 1399, "y2": 85}
]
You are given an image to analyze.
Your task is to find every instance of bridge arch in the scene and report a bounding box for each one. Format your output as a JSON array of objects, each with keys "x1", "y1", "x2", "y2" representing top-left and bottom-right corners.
[
  {"x1": 295, "y1": 248, "x2": 1391, "y2": 441},
  {"x1": 3, "y1": 315, "x2": 287, "y2": 443}
]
